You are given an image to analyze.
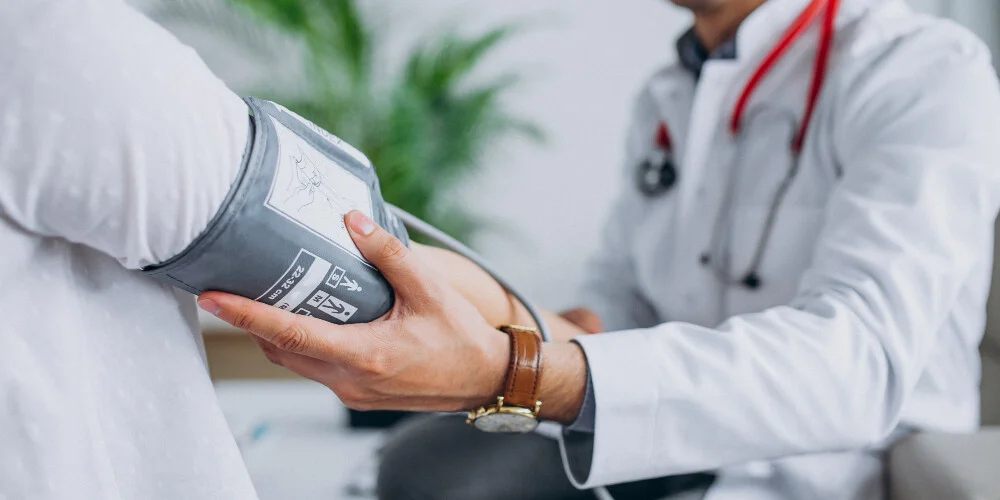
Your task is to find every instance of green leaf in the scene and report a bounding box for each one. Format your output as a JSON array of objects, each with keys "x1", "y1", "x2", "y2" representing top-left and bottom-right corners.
[
  {"x1": 153, "y1": 0, "x2": 541, "y2": 244},
  {"x1": 404, "y1": 26, "x2": 517, "y2": 100},
  {"x1": 229, "y1": 0, "x2": 311, "y2": 31}
]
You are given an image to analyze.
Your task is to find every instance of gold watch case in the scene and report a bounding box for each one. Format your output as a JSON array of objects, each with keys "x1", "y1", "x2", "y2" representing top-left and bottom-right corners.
[{"x1": 467, "y1": 396, "x2": 542, "y2": 433}]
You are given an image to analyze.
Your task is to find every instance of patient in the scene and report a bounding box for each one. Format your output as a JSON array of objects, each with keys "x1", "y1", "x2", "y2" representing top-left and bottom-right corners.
[{"x1": 0, "y1": 2, "x2": 260, "y2": 498}]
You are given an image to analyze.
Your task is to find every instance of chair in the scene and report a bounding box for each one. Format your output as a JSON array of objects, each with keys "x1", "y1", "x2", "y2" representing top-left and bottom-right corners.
[{"x1": 887, "y1": 219, "x2": 1000, "y2": 499}]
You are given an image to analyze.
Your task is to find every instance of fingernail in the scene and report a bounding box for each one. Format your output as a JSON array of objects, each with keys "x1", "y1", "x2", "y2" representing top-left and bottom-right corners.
[
  {"x1": 349, "y1": 211, "x2": 376, "y2": 236},
  {"x1": 198, "y1": 298, "x2": 221, "y2": 316}
]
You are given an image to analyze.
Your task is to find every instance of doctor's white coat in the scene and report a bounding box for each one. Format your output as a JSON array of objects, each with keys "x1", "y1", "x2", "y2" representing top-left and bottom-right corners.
[{"x1": 568, "y1": 0, "x2": 1000, "y2": 498}]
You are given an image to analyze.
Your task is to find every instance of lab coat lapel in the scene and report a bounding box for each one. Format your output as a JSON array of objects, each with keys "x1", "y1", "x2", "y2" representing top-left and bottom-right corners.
[
  {"x1": 659, "y1": 0, "x2": 883, "y2": 327},
  {"x1": 672, "y1": 63, "x2": 738, "y2": 226},
  {"x1": 672, "y1": 0, "x2": 882, "y2": 229},
  {"x1": 644, "y1": 72, "x2": 693, "y2": 164},
  {"x1": 671, "y1": 0, "x2": 811, "y2": 226}
]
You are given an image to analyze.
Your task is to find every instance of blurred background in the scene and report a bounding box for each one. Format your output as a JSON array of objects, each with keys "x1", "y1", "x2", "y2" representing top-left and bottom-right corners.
[{"x1": 126, "y1": 1, "x2": 1000, "y2": 498}]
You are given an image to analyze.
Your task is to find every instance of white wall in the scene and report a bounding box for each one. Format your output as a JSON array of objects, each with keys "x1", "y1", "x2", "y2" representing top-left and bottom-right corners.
[
  {"x1": 149, "y1": 0, "x2": 692, "y2": 312},
  {"x1": 377, "y1": 0, "x2": 1000, "y2": 311},
  {"x1": 418, "y1": 0, "x2": 1000, "y2": 311},
  {"x1": 911, "y1": 0, "x2": 1000, "y2": 59},
  {"x1": 146, "y1": 0, "x2": 998, "y2": 313},
  {"x1": 383, "y1": 2, "x2": 693, "y2": 310}
]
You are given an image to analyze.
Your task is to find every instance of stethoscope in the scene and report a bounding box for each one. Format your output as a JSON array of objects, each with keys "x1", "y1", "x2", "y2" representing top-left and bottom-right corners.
[{"x1": 637, "y1": 0, "x2": 841, "y2": 290}]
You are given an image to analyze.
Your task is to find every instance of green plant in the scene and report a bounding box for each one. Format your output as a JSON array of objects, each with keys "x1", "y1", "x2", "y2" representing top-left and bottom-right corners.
[{"x1": 156, "y1": 0, "x2": 541, "y2": 241}]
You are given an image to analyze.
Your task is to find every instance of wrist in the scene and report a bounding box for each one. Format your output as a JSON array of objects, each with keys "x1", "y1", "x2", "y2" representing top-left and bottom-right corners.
[
  {"x1": 537, "y1": 342, "x2": 588, "y2": 424},
  {"x1": 472, "y1": 325, "x2": 510, "y2": 408},
  {"x1": 473, "y1": 330, "x2": 587, "y2": 424}
]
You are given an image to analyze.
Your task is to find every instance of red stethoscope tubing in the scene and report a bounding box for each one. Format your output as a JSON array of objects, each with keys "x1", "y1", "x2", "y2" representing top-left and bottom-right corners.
[
  {"x1": 645, "y1": 0, "x2": 842, "y2": 290},
  {"x1": 656, "y1": 0, "x2": 841, "y2": 154}
]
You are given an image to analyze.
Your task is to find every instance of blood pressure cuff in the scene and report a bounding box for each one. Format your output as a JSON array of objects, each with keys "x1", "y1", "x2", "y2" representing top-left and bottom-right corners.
[{"x1": 143, "y1": 97, "x2": 409, "y2": 324}]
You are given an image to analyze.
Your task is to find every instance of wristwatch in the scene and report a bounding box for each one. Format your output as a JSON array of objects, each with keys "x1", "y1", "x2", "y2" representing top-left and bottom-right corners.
[{"x1": 466, "y1": 325, "x2": 543, "y2": 433}]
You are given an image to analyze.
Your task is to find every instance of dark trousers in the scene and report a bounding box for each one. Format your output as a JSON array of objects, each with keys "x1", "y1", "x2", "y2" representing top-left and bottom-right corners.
[{"x1": 377, "y1": 414, "x2": 715, "y2": 500}]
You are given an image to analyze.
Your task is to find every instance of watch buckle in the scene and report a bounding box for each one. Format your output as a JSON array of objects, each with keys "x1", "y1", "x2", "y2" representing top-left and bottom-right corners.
[{"x1": 466, "y1": 396, "x2": 542, "y2": 425}]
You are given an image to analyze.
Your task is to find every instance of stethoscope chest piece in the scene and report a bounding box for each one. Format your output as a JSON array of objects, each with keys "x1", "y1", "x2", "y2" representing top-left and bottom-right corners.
[
  {"x1": 637, "y1": 121, "x2": 678, "y2": 197},
  {"x1": 636, "y1": 0, "x2": 840, "y2": 290},
  {"x1": 638, "y1": 152, "x2": 677, "y2": 196}
]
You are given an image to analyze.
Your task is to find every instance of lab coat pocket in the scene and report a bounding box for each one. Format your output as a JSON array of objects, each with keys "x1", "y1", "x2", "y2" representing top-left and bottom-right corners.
[{"x1": 723, "y1": 205, "x2": 825, "y2": 317}]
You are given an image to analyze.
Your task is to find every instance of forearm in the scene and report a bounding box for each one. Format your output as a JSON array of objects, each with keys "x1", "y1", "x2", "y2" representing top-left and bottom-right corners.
[
  {"x1": 204, "y1": 213, "x2": 591, "y2": 426},
  {"x1": 412, "y1": 243, "x2": 587, "y2": 341},
  {"x1": 412, "y1": 243, "x2": 589, "y2": 422}
]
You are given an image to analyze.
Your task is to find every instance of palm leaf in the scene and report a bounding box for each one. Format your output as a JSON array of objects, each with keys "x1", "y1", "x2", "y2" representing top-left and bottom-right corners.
[
  {"x1": 404, "y1": 26, "x2": 517, "y2": 100},
  {"x1": 143, "y1": 0, "x2": 541, "y2": 243}
]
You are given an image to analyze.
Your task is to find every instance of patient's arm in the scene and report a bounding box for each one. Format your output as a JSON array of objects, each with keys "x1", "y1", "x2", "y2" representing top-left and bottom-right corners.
[
  {"x1": 412, "y1": 243, "x2": 591, "y2": 342},
  {"x1": 0, "y1": 1, "x2": 249, "y2": 270}
]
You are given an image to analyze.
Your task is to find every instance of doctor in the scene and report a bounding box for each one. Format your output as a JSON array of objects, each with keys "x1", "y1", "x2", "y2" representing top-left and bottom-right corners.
[{"x1": 201, "y1": 0, "x2": 1000, "y2": 498}]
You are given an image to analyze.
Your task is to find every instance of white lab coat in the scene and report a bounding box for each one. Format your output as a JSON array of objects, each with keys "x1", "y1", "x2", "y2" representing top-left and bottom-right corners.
[{"x1": 565, "y1": 0, "x2": 1000, "y2": 498}]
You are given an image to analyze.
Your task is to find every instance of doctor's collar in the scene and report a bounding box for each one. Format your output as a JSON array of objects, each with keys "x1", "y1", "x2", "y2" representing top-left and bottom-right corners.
[{"x1": 676, "y1": 28, "x2": 738, "y2": 80}]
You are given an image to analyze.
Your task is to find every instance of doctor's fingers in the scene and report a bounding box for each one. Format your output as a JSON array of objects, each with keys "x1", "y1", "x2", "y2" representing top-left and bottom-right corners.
[
  {"x1": 250, "y1": 334, "x2": 439, "y2": 411},
  {"x1": 251, "y1": 335, "x2": 349, "y2": 386},
  {"x1": 344, "y1": 210, "x2": 439, "y2": 303},
  {"x1": 199, "y1": 291, "x2": 365, "y2": 363}
]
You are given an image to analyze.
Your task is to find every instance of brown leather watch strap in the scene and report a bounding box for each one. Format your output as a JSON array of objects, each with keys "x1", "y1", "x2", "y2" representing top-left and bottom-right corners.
[{"x1": 498, "y1": 325, "x2": 543, "y2": 408}]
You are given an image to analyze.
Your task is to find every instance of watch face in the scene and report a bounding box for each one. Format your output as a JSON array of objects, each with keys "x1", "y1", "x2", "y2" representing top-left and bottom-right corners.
[{"x1": 473, "y1": 412, "x2": 538, "y2": 433}]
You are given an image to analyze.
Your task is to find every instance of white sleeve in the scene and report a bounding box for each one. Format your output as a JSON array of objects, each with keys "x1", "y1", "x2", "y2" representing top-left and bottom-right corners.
[
  {"x1": 569, "y1": 32, "x2": 1000, "y2": 485},
  {"x1": 578, "y1": 89, "x2": 660, "y2": 331},
  {"x1": 0, "y1": 0, "x2": 248, "y2": 269}
]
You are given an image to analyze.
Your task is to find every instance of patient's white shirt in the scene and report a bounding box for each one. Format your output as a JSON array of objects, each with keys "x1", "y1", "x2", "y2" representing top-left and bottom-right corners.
[{"x1": 0, "y1": 0, "x2": 257, "y2": 498}]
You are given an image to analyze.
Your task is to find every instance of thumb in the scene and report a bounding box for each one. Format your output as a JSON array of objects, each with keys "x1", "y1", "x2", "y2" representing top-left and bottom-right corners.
[{"x1": 345, "y1": 210, "x2": 428, "y2": 298}]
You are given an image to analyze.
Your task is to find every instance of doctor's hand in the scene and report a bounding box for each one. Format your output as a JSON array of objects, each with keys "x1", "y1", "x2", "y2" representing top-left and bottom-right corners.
[
  {"x1": 412, "y1": 244, "x2": 593, "y2": 342},
  {"x1": 197, "y1": 211, "x2": 588, "y2": 422}
]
